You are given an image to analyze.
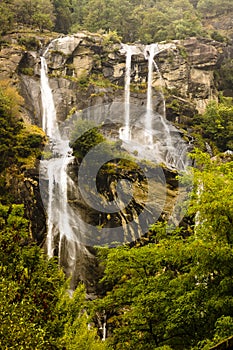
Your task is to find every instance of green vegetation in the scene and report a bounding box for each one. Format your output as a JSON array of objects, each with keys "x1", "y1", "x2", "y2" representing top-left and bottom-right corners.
[
  {"x1": 93, "y1": 150, "x2": 233, "y2": 349},
  {"x1": 69, "y1": 119, "x2": 105, "y2": 160},
  {"x1": 0, "y1": 80, "x2": 46, "y2": 174},
  {"x1": 0, "y1": 0, "x2": 232, "y2": 41},
  {"x1": 191, "y1": 97, "x2": 233, "y2": 152},
  {"x1": 0, "y1": 203, "x2": 107, "y2": 349}
]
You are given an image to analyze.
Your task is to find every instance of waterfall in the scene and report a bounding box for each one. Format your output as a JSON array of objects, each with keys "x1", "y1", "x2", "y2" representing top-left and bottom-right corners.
[
  {"x1": 120, "y1": 44, "x2": 132, "y2": 141},
  {"x1": 40, "y1": 49, "x2": 97, "y2": 290},
  {"x1": 40, "y1": 52, "x2": 76, "y2": 259},
  {"x1": 152, "y1": 58, "x2": 186, "y2": 169},
  {"x1": 40, "y1": 57, "x2": 60, "y2": 139},
  {"x1": 118, "y1": 42, "x2": 189, "y2": 170},
  {"x1": 119, "y1": 44, "x2": 141, "y2": 142},
  {"x1": 142, "y1": 44, "x2": 188, "y2": 169},
  {"x1": 153, "y1": 59, "x2": 166, "y2": 118},
  {"x1": 144, "y1": 44, "x2": 159, "y2": 144}
]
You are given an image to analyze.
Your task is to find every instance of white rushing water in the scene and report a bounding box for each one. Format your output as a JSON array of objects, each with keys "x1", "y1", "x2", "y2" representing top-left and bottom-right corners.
[
  {"x1": 118, "y1": 42, "x2": 189, "y2": 170},
  {"x1": 40, "y1": 57, "x2": 60, "y2": 139},
  {"x1": 119, "y1": 44, "x2": 142, "y2": 142},
  {"x1": 40, "y1": 53, "x2": 75, "y2": 258},
  {"x1": 144, "y1": 43, "x2": 159, "y2": 144},
  {"x1": 121, "y1": 44, "x2": 132, "y2": 141}
]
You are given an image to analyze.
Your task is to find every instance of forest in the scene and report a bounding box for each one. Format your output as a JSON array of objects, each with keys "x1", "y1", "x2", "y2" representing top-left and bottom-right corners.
[
  {"x1": 0, "y1": 0, "x2": 233, "y2": 349},
  {"x1": 0, "y1": 0, "x2": 232, "y2": 42}
]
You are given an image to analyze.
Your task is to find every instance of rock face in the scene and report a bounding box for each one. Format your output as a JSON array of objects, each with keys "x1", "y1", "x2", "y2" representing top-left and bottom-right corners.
[
  {"x1": 9, "y1": 31, "x2": 228, "y2": 127},
  {"x1": 157, "y1": 37, "x2": 222, "y2": 113}
]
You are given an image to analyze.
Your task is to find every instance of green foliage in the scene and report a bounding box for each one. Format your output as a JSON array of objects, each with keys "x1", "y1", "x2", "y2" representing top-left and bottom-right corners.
[
  {"x1": 14, "y1": 0, "x2": 55, "y2": 31},
  {"x1": 53, "y1": 0, "x2": 72, "y2": 33},
  {"x1": 197, "y1": 0, "x2": 232, "y2": 18},
  {"x1": 103, "y1": 30, "x2": 122, "y2": 45},
  {"x1": 0, "y1": 203, "x2": 65, "y2": 348},
  {"x1": 70, "y1": 119, "x2": 105, "y2": 160},
  {"x1": 191, "y1": 97, "x2": 233, "y2": 152},
  {"x1": 33, "y1": 12, "x2": 54, "y2": 32},
  {"x1": 0, "y1": 80, "x2": 24, "y2": 172},
  {"x1": 58, "y1": 284, "x2": 108, "y2": 349},
  {"x1": 0, "y1": 81, "x2": 46, "y2": 173},
  {"x1": 188, "y1": 149, "x2": 233, "y2": 244},
  {"x1": 214, "y1": 316, "x2": 233, "y2": 340},
  {"x1": 215, "y1": 58, "x2": 233, "y2": 92},
  {"x1": 0, "y1": 2, "x2": 14, "y2": 36},
  {"x1": 135, "y1": 0, "x2": 205, "y2": 42},
  {"x1": 19, "y1": 67, "x2": 34, "y2": 76},
  {"x1": 93, "y1": 152, "x2": 233, "y2": 349},
  {"x1": 0, "y1": 203, "x2": 106, "y2": 349},
  {"x1": 18, "y1": 35, "x2": 41, "y2": 50},
  {"x1": 0, "y1": 0, "x2": 230, "y2": 42}
]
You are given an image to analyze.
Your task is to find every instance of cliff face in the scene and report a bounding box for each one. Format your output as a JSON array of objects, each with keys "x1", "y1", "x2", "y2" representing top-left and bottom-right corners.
[
  {"x1": 0, "y1": 31, "x2": 229, "y2": 243},
  {"x1": 4, "y1": 31, "x2": 227, "y2": 127}
]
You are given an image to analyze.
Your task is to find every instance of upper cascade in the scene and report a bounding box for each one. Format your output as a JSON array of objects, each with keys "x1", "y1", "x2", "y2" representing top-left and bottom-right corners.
[{"x1": 118, "y1": 42, "x2": 190, "y2": 170}]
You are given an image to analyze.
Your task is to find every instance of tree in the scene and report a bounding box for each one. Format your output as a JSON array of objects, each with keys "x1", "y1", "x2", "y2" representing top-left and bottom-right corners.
[
  {"x1": 0, "y1": 203, "x2": 66, "y2": 348},
  {"x1": 192, "y1": 98, "x2": 233, "y2": 152},
  {"x1": 197, "y1": 0, "x2": 232, "y2": 18},
  {"x1": 0, "y1": 203, "x2": 107, "y2": 349},
  {"x1": 58, "y1": 284, "x2": 108, "y2": 349},
  {"x1": 0, "y1": 80, "x2": 23, "y2": 172},
  {"x1": 69, "y1": 119, "x2": 105, "y2": 160},
  {"x1": 188, "y1": 149, "x2": 233, "y2": 244},
  {"x1": 93, "y1": 151, "x2": 233, "y2": 349},
  {"x1": 32, "y1": 12, "x2": 54, "y2": 32},
  {"x1": 70, "y1": 0, "x2": 87, "y2": 32},
  {"x1": 53, "y1": 0, "x2": 72, "y2": 33},
  {"x1": 13, "y1": 0, "x2": 55, "y2": 30},
  {"x1": 0, "y1": 1, "x2": 14, "y2": 36}
]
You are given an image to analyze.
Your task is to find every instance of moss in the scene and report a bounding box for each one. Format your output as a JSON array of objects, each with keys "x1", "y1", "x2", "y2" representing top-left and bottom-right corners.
[
  {"x1": 177, "y1": 45, "x2": 188, "y2": 60},
  {"x1": 66, "y1": 107, "x2": 77, "y2": 119},
  {"x1": 48, "y1": 70, "x2": 63, "y2": 78},
  {"x1": 50, "y1": 49, "x2": 67, "y2": 56},
  {"x1": 210, "y1": 31, "x2": 226, "y2": 43},
  {"x1": 167, "y1": 51, "x2": 175, "y2": 64},
  {"x1": 88, "y1": 73, "x2": 121, "y2": 91},
  {"x1": 166, "y1": 99, "x2": 181, "y2": 113},
  {"x1": 90, "y1": 74, "x2": 113, "y2": 88},
  {"x1": 90, "y1": 92, "x2": 106, "y2": 98},
  {"x1": 130, "y1": 82, "x2": 147, "y2": 93},
  {"x1": 20, "y1": 67, "x2": 34, "y2": 76},
  {"x1": 77, "y1": 73, "x2": 89, "y2": 87}
]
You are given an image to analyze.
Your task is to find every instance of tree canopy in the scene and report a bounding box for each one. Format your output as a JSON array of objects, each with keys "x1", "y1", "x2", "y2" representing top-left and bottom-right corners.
[
  {"x1": 0, "y1": 0, "x2": 232, "y2": 41},
  {"x1": 92, "y1": 151, "x2": 233, "y2": 349},
  {"x1": 191, "y1": 97, "x2": 233, "y2": 153}
]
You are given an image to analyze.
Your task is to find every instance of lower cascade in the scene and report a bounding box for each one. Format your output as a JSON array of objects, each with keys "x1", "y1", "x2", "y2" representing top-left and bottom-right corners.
[
  {"x1": 39, "y1": 51, "x2": 96, "y2": 290},
  {"x1": 39, "y1": 40, "x2": 191, "y2": 290}
]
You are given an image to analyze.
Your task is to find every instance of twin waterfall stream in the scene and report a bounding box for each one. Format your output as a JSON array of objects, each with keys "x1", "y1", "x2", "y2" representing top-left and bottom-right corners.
[{"x1": 39, "y1": 41, "x2": 189, "y2": 290}]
